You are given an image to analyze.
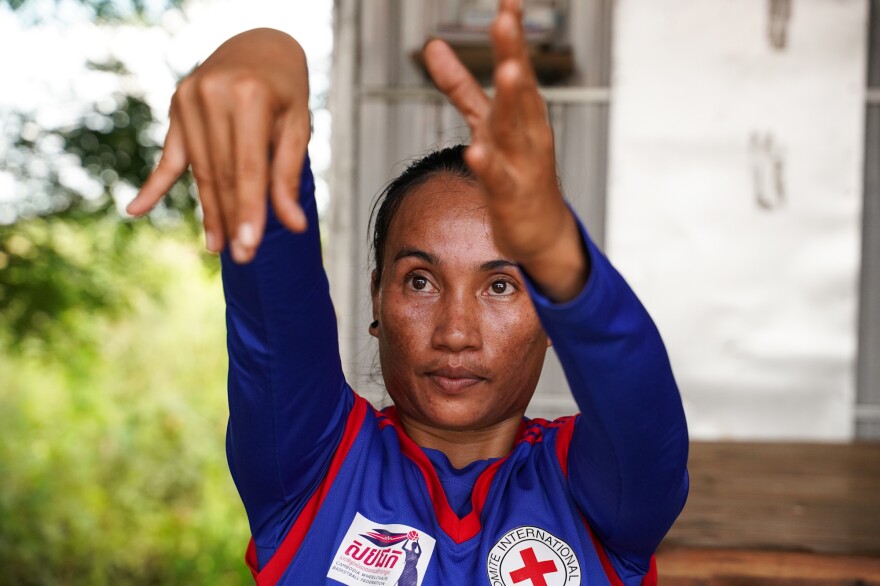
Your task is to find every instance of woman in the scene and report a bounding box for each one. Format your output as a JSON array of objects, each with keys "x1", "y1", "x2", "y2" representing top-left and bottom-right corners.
[{"x1": 128, "y1": 2, "x2": 689, "y2": 584}]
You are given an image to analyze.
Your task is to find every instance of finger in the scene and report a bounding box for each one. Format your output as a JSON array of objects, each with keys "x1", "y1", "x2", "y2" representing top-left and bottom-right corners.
[
  {"x1": 127, "y1": 114, "x2": 188, "y2": 217},
  {"x1": 190, "y1": 81, "x2": 232, "y2": 252},
  {"x1": 489, "y1": 60, "x2": 530, "y2": 152},
  {"x1": 423, "y1": 39, "x2": 490, "y2": 128},
  {"x1": 490, "y1": 15, "x2": 550, "y2": 147},
  {"x1": 196, "y1": 77, "x2": 239, "y2": 247},
  {"x1": 492, "y1": 1, "x2": 532, "y2": 76},
  {"x1": 499, "y1": 0, "x2": 523, "y2": 16},
  {"x1": 174, "y1": 85, "x2": 230, "y2": 250},
  {"x1": 230, "y1": 80, "x2": 274, "y2": 261},
  {"x1": 198, "y1": 173, "x2": 225, "y2": 253},
  {"x1": 492, "y1": 1, "x2": 544, "y2": 125},
  {"x1": 466, "y1": 139, "x2": 516, "y2": 203},
  {"x1": 269, "y1": 109, "x2": 310, "y2": 233}
]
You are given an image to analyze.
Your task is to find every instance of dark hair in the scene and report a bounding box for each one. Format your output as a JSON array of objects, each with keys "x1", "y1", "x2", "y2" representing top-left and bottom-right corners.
[{"x1": 370, "y1": 144, "x2": 474, "y2": 291}]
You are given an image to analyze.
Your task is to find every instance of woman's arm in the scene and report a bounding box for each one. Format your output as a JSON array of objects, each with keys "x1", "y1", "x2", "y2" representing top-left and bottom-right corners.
[
  {"x1": 222, "y1": 158, "x2": 351, "y2": 566},
  {"x1": 127, "y1": 30, "x2": 351, "y2": 568},
  {"x1": 524, "y1": 224, "x2": 689, "y2": 579}
]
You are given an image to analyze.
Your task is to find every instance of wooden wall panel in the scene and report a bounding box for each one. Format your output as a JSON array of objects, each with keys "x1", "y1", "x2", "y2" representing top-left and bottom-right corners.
[{"x1": 661, "y1": 442, "x2": 880, "y2": 557}]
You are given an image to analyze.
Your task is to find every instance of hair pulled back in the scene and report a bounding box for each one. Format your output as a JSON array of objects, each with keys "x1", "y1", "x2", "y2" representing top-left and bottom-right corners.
[{"x1": 370, "y1": 144, "x2": 474, "y2": 291}]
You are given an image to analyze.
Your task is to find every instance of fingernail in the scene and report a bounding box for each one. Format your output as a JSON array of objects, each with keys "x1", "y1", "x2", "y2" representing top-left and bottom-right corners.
[
  {"x1": 206, "y1": 231, "x2": 220, "y2": 253},
  {"x1": 231, "y1": 240, "x2": 249, "y2": 263},
  {"x1": 293, "y1": 207, "x2": 307, "y2": 228},
  {"x1": 237, "y1": 222, "x2": 256, "y2": 248}
]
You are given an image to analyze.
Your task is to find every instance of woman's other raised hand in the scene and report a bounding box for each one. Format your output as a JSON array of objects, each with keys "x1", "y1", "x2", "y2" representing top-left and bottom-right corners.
[
  {"x1": 126, "y1": 28, "x2": 311, "y2": 263},
  {"x1": 424, "y1": 0, "x2": 589, "y2": 302}
]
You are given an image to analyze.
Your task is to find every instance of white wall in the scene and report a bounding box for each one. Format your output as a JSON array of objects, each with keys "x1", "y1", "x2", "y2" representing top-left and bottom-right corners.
[{"x1": 607, "y1": 0, "x2": 868, "y2": 439}]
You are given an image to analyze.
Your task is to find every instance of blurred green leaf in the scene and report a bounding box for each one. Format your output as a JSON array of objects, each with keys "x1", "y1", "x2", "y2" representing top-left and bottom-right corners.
[
  {"x1": 0, "y1": 65, "x2": 202, "y2": 357},
  {"x1": 0, "y1": 240, "x2": 249, "y2": 584}
]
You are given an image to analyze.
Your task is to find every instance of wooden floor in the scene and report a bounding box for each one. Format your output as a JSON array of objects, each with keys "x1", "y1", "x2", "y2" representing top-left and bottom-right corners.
[
  {"x1": 655, "y1": 441, "x2": 880, "y2": 585},
  {"x1": 656, "y1": 548, "x2": 880, "y2": 585}
]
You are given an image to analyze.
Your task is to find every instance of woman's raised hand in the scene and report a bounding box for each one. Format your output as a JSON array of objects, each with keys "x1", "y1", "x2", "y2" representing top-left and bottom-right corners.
[
  {"x1": 424, "y1": 0, "x2": 589, "y2": 301},
  {"x1": 126, "y1": 28, "x2": 311, "y2": 263}
]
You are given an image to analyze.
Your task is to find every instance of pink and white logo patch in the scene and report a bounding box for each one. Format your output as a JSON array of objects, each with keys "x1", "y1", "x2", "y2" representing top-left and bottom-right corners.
[{"x1": 328, "y1": 513, "x2": 435, "y2": 586}]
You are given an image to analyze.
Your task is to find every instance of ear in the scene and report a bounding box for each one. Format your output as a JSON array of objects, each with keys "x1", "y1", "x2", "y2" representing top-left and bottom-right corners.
[
  {"x1": 370, "y1": 270, "x2": 379, "y2": 338},
  {"x1": 546, "y1": 335, "x2": 553, "y2": 348}
]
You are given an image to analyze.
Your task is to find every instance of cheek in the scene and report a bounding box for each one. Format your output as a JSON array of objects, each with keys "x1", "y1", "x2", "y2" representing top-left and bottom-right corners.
[
  {"x1": 377, "y1": 292, "x2": 433, "y2": 372},
  {"x1": 484, "y1": 304, "x2": 547, "y2": 364},
  {"x1": 381, "y1": 291, "x2": 431, "y2": 338}
]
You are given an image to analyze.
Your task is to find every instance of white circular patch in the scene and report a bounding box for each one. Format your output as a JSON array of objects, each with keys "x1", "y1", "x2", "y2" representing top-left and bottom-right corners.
[{"x1": 486, "y1": 526, "x2": 582, "y2": 586}]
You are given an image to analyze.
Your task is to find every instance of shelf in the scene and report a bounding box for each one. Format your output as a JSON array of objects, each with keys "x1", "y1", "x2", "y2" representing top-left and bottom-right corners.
[
  {"x1": 411, "y1": 44, "x2": 575, "y2": 85},
  {"x1": 360, "y1": 85, "x2": 610, "y2": 104}
]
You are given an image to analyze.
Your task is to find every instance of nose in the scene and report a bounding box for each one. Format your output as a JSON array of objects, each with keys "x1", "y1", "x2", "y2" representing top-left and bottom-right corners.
[{"x1": 430, "y1": 292, "x2": 482, "y2": 352}]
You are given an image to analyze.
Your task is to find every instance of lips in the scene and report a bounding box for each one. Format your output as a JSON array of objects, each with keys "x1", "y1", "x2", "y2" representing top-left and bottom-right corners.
[{"x1": 425, "y1": 366, "x2": 488, "y2": 394}]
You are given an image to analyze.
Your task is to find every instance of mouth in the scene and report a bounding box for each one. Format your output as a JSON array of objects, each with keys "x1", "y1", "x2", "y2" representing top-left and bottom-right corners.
[{"x1": 425, "y1": 367, "x2": 487, "y2": 394}]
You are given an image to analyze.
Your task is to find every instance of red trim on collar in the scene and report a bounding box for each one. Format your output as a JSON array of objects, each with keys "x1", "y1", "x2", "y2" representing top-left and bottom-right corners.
[
  {"x1": 552, "y1": 415, "x2": 577, "y2": 477},
  {"x1": 376, "y1": 407, "x2": 547, "y2": 544},
  {"x1": 245, "y1": 393, "x2": 368, "y2": 586}
]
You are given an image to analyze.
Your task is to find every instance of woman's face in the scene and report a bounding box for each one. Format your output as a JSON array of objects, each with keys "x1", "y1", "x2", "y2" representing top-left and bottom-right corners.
[{"x1": 371, "y1": 173, "x2": 549, "y2": 433}]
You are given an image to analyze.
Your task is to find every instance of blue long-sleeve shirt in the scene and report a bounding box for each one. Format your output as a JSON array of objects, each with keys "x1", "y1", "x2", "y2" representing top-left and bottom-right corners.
[{"x1": 221, "y1": 157, "x2": 689, "y2": 584}]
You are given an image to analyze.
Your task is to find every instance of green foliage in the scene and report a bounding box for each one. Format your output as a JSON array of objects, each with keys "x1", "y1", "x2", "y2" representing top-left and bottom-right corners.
[
  {"x1": 0, "y1": 217, "x2": 143, "y2": 358},
  {"x1": 4, "y1": 78, "x2": 197, "y2": 225},
  {"x1": 0, "y1": 239, "x2": 250, "y2": 585},
  {"x1": 1, "y1": 66, "x2": 201, "y2": 357},
  {"x1": 61, "y1": 93, "x2": 161, "y2": 195}
]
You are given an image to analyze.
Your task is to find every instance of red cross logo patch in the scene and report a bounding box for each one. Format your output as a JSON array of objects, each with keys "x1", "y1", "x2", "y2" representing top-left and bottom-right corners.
[{"x1": 487, "y1": 527, "x2": 581, "y2": 585}]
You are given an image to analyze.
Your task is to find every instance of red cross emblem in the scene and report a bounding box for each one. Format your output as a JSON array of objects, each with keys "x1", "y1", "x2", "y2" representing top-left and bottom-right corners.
[{"x1": 509, "y1": 547, "x2": 558, "y2": 586}]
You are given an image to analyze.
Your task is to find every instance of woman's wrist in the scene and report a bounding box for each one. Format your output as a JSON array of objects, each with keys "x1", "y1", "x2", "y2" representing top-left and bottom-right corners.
[{"x1": 517, "y1": 209, "x2": 590, "y2": 303}]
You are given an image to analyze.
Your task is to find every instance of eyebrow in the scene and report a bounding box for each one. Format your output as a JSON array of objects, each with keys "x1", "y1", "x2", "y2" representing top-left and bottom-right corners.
[
  {"x1": 392, "y1": 247, "x2": 517, "y2": 272},
  {"x1": 479, "y1": 259, "x2": 518, "y2": 272},
  {"x1": 393, "y1": 247, "x2": 439, "y2": 265}
]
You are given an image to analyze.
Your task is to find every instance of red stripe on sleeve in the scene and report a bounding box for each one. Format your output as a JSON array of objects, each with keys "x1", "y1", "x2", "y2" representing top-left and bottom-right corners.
[
  {"x1": 558, "y1": 418, "x2": 644, "y2": 586},
  {"x1": 583, "y1": 515, "x2": 625, "y2": 586},
  {"x1": 642, "y1": 555, "x2": 658, "y2": 585},
  {"x1": 246, "y1": 392, "x2": 369, "y2": 586}
]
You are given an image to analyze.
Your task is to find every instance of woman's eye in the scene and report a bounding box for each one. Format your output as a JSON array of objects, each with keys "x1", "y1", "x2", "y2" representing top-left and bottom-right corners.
[
  {"x1": 488, "y1": 279, "x2": 514, "y2": 296},
  {"x1": 406, "y1": 274, "x2": 434, "y2": 292}
]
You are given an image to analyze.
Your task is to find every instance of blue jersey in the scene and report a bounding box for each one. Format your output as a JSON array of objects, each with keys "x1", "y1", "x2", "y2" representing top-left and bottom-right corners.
[{"x1": 221, "y1": 157, "x2": 689, "y2": 586}]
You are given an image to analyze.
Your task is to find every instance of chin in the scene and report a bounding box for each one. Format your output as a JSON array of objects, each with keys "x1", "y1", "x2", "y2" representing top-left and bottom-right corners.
[{"x1": 421, "y1": 399, "x2": 514, "y2": 432}]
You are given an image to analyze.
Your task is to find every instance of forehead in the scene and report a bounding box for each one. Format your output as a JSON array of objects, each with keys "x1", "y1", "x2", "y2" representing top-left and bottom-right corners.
[{"x1": 385, "y1": 174, "x2": 500, "y2": 260}]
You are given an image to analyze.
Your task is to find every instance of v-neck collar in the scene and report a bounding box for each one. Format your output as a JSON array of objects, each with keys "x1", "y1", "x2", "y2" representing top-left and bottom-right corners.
[{"x1": 376, "y1": 406, "x2": 541, "y2": 544}]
